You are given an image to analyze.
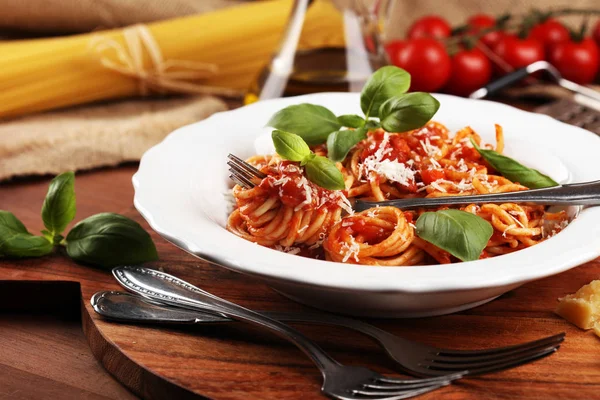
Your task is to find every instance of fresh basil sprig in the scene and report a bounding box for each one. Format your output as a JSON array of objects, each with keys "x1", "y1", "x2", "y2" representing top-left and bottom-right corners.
[
  {"x1": 66, "y1": 213, "x2": 158, "y2": 267},
  {"x1": 272, "y1": 130, "x2": 313, "y2": 163},
  {"x1": 272, "y1": 130, "x2": 345, "y2": 190},
  {"x1": 415, "y1": 209, "x2": 493, "y2": 262},
  {"x1": 470, "y1": 138, "x2": 558, "y2": 189},
  {"x1": 267, "y1": 104, "x2": 341, "y2": 145},
  {"x1": 337, "y1": 114, "x2": 366, "y2": 129},
  {"x1": 304, "y1": 155, "x2": 346, "y2": 191},
  {"x1": 41, "y1": 171, "x2": 76, "y2": 244},
  {"x1": 0, "y1": 211, "x2": 53, "y2": 258},
  {"x1": 0, "y1": 171, "x2": 158, "y2": 268},
  {"x1": 379, "y1": 92, "x2": 440, "y2": 133},
  {"x1": 360, "y1": 65, "x2": 411, "y2": 119},
  {"x1": 326, "y1": 127, "x2": 368, "y2": 163},
  {"x1": 265, "y1": 66, "x2": 439, "y2": 168}
]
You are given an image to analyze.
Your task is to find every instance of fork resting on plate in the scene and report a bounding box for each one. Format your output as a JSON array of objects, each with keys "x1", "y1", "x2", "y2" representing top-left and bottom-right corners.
[{"x1": 227, "y1": 153, "x2": 600, "y2": 211}]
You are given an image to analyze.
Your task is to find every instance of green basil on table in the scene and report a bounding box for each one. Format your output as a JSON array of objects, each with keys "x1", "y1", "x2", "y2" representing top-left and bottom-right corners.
[
  {"x1": 0, "y1": 211, "x2": 53, "y2": 258},
  {"x1": 379, "y1": 92, "x2": 440, "y2": 133},
  {"x1": 41, "y1": 171, "x2": 76, "y2": 243},
  {"x1": 415, "y1": 209, "x2": 493, "y2": 262},
  {"x1": 267, "y1": 103, "x2": 341, "y2": 145},
  {"x1": 66, "y1": 213, "x2": 158, "y2": 268},
  {"x1": 470, "y1": 138, "x2": 558, "y2": 189},
  {"x1": 360, "y1": 66, "x2": 411, "y2": 119},
  {"x1": 326, "y1": 127, "x2": 368, "y2": 163}
]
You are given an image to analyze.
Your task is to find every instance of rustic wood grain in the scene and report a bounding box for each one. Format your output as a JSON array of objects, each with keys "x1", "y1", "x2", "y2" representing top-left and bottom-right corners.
[{"x1": 2, "y1": 137, "x2": 600, "y2": 400}]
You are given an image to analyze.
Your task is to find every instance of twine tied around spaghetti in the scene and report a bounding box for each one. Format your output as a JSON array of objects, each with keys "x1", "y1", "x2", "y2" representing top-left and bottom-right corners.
[{"x1": 88, "y1": 24, "x2": 242, "y2": 98}]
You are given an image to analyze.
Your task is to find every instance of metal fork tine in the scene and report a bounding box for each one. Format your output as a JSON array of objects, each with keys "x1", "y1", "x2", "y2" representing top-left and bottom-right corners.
[
  {"x1": 436, "y1": 332, "x2": 565, "y2": 357},
  {"x1": 374, "y1": 372, "x2": 464, "y2": 385},
  {"x1": 423, "y1": 343, "x2": 561, "y2": 372},
  {"x1": 351, "y1": 383, "x2": 450, "y2": 399},
  {"x1": 228, "y1": 154, "x2": 267, "y2": 178},
  {"x1": 229, "y1": 173, "x2": 253, "y2": 189},
  {"x1": 362, "y1": 378, "x2": 452, "y2": 391},
  {"x1": 431, "y1": 334, "x2": 564, "y2": 364},
  {"x1": 228, "y1": 162, "x2": 260, "y2": 181},
  {"x1": 460, "y1": 346, "x2": 559, "y2": 376}
]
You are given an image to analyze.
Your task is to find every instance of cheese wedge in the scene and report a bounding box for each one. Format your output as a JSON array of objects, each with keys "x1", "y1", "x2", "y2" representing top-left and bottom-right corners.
[{"x1": 555, "y1": 280, "x2": 600, "y2": 330}]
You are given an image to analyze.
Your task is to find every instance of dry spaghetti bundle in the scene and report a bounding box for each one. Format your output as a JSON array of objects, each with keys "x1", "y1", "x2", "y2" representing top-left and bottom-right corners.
[{"x1": 0, "y1": 0, "x2": 344, "y2": 119}]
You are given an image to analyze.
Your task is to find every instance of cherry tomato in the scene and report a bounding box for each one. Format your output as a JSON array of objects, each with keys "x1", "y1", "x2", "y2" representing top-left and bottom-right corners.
[
  {"x1": 549, "y1": 38, "x2": 599, "y2": 84},
  {"x1": 593, "y1": 20, "x2": 600, "y2": 47},
  {"x1": 529, "y1": 18, "x2": 569, "y2": 53},
  {"x1": 493, "y1": 35, "x2": 544, "y2": 73},
  {"x1": 467, "y1": 14, "x2": 504, "y2": 49},
  {"x1": 387, "y1": 38, "x2": 452, "y2": 92},
  {"x1": 444, "y1": 48, "x2": 492, "y2": 96},
  {"x1": 407, "y1": 15, "x2": 452, "y2": 39}
]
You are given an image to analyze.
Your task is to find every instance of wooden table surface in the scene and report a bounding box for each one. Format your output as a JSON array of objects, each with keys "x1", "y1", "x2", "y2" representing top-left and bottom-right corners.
[{"x1": 2, "y1": 115, "x2": 600, "y2": 399}]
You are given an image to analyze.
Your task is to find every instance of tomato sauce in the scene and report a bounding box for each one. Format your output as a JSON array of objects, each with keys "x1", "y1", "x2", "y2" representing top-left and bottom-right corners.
[
  {"x1": 360, "y1": 131, "x2": 411, "y2": 163},
  {"x1": 343, "y1": 217, "x2": 389, "y2": 245},
  {"x1": 259, "y1": 161, "x2": 343, "y2": 210}
]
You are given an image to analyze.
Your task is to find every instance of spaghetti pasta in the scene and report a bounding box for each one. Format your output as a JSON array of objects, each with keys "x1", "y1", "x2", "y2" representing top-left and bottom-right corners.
[{"x1": 226, "y1": 122, "x2": 566, "y2": 265}]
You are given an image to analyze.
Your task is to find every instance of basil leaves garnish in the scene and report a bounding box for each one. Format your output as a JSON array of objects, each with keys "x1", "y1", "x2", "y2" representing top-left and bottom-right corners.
[
  {"x1": 470, "y1": 139, "x2": 558, "y2": 189},
  {"x1": 267, "y1": 103, "x2": 341, "y2": 145},
  {"x1": 0, "y1": 211, "x2": 53, "y2": 258},
  {"x1": 304, "y1": 155, "x2": 346, "y2": 190},
  {"x1": 41, "y1": 171, "x2": 76, "y2": 244},
  {"x1": 272, "y1": 130, "x2": 311, "y2": 162},
  {"x1": 265, "y1": 66, "x2": 439, "y2": 176},
  {"x1": 271, "y1": 130, "x2": 345, "y2": 190},
  {"x1": 379, "y1": 92, "x2": 440, "y2": 133},
  {"x1": 337, "y1": 114, "x2": 366, "y2": 129},
  {"x1": 416, "y1": 209, "x2": 493, "y2": 262},
  {"x1": 360, "y1": 66, "x2": 411, "y2": 119},
  {"x1": 0, "y1": 171, "x2": 158, "y2": 268},
  {"x1": 66, "y1": 213, "x2": 158, "y2": 267},
  {"x1": 326, "y1": 127, "x2": 368, "y2": 163}
]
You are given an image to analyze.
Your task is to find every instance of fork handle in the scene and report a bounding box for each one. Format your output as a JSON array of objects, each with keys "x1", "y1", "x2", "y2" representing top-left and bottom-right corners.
[
  {"x1": 112, "y1": 266, "x2": 340, "y2": 373},
  {"x1": 355, "y1": 180, "x2": 600, "y2": 211}
]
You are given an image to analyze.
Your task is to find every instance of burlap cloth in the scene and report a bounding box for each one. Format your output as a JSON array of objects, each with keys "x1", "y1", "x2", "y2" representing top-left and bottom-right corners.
[
  {"x1": 0, "y1": 0, "x2": 596, "y2": 181},
  {"x1": 0, "y1": 96, "x2": 227, "y2": 180}
]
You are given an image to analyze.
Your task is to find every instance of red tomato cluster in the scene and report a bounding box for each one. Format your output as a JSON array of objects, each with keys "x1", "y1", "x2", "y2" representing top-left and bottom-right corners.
[{"x1": 384, "y1": 14, "x2": 600, "y2": 96}]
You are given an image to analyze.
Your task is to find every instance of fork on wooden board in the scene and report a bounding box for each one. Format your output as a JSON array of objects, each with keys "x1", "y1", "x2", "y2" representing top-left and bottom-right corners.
[
  {"x1": 93, "y1": 290, "x2": 564, "y2": 378},
  {"x1": 112, "y1": 266, "x2": 462, "y2": 400},
  {"x1": 110, "y1": 267, "x2": 564, "y2": 399}
]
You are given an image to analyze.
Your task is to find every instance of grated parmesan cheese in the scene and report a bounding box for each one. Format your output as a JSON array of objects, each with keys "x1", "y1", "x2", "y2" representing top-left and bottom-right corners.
[
  {"x1": 340, "y1": 236, "x2": 360, "y2": 262},
  {"x1": 273, "y1": 245, "x2": 302, "y2": 255}
]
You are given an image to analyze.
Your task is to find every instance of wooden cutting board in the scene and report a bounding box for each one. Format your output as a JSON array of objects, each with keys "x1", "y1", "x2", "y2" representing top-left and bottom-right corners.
[{"x1": 2, "y1": 158, "x2": 600, "y2": 399}]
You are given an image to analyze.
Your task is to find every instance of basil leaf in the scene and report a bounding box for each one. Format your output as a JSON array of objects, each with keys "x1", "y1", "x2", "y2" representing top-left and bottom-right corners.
[
  {"x1": 416, "y1": 209, "x2": 493, "y2": 262},
  {"x1": 326, "y1": 127, "x2": 368, "y2": 162},
  {"x1": 304, "y1": 155, "x2": 345, "y2": 190},
  {"x1": 0, "y1": 211, "x2": 53, "y2": 258},
  {"x1": 41, "y1": 171, "x2": 76, "y2": 237},
  {"x1": 360, "y1": 66, "x2": 411, "y2": 119},
  {"x1": 337, "y1": 114, "x2": 365, "y2": 128},
  {"x1": 379, "y1": 92, "x2": 440, "y2": 133},
  {"x1": 272, "y1": 130, "x2": 311, "y2": 162},
  {"x1": 66, "y1": 213, "x2": 158, "y2": 268},
  {"x1": 470, "y1": 139, "x2": 558, "y2": 189},
  {"x1": 267, "y1": 104, "x2": 341, "y2": 145},
  {"x1": 365, "y1": 120, "x2": 381, "y2": 130}
]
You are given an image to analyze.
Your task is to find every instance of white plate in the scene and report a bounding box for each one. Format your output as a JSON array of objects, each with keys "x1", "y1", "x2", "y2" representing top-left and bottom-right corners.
[{"x1": 133, "y1": 93, "x2": 600, "y2": 317}]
